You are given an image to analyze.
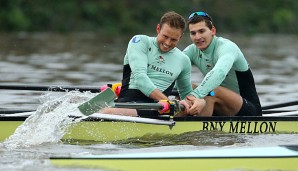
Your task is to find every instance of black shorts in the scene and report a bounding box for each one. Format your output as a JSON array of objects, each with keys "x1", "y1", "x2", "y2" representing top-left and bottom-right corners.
[
  {"x1": 116, "y1": 89, "x2": 160, "y2": 118},
  {"x1": 135, "y1": 110, "x2": 159, "y2": 118},
  {"x1": 237, "y1": 98, "x2": 262, "y2": 116}
]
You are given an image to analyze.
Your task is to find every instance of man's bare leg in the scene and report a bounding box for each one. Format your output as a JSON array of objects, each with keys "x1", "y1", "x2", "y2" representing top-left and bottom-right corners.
[
  {"x1": 199, "y1": 86, "x2": 243, "y2": 116},
  {"x1": 99, "y1": 108, "x2": 138, "y2": 117}
]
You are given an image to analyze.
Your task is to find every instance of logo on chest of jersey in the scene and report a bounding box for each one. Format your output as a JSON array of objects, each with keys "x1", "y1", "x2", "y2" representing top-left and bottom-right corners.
[
  {"x1": 153, "y1": 55, "x2": 165, "y2": 65},
  {"x1": 147, "y1": 63, "x2": 173, "y2": 77}
]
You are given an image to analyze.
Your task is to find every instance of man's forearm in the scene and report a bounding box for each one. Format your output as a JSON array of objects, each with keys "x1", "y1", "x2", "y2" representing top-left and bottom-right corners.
[{"x1": 148, "y1": 89, "x2": 169, "y2": 101}]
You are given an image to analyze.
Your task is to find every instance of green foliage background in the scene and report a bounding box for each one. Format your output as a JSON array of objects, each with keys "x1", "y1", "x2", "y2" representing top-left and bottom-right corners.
[{"x1": 0, "y1": 0, "x2": 297, "y2": 34}]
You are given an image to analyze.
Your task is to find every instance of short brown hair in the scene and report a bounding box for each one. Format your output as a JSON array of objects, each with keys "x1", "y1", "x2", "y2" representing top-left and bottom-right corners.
[
  {"x1": 188, "y1": 14, "x2": 213, "y2": 30},
  {"x1": 160, "y1": 11, "x2": 186, "y2": 32}
]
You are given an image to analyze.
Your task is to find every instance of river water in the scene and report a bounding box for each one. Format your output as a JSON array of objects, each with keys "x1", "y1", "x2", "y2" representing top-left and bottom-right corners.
[{"x1": 0, "y1": 33, "x2": 298, "y2": 170}]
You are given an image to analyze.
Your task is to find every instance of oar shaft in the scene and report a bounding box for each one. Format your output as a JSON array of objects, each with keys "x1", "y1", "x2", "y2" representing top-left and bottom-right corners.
[
  {"x1": 262, "y1": 109, "x2": 296, "y2": 114},
  {"x1": 262, "y1": 100, "x2": 298, "y2": 110},
  {"x1": 114, "y1": 103, "x2": 163, "y2": 110},
  {"x1": 0, "y1": 84, "x2": 101, "y2": 93},
  {"x1": 1, "y1": 108, "x2": 293, "y2": 115},
  {"x1": 0, "y1": 84, "x2": 180, "y2": 95},
  {"x1": 0, "y1": 109, "x2": 34, "y2": 114},
  {"x1": 90, "y1": 113, "x2": 175, "y2": 126}
]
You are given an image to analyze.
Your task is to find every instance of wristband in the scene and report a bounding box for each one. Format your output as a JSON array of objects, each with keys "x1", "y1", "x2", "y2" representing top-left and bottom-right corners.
[
  {"x1": 100, "y1": 83, "x2": 122, "y2": 97},
  {"x1": 158, "y1": 100, "x2": 170, "y2": 113},
  {"x1": 112, "y1": 83, "x2": 122, "y2": 97},
  {"x1": 100, "y1": 85, "x2": 108, "y2": 92}
]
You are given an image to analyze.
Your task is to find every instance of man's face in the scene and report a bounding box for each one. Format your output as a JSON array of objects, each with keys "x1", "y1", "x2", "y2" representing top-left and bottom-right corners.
[
  {"x1": 189, "y1": 21, "x2": 215, "y2": 51},
  {"x1": 156, "y1": 23, "x2": 182, "y2": 53}
]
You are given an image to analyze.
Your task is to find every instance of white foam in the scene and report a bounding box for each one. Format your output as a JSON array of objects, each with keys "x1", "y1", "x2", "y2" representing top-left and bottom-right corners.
[{"x1": 2, "y1": 91, "x2": 95, "y2": 150}]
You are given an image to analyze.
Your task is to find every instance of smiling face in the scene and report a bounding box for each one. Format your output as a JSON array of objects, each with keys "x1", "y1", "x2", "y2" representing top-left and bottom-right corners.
[
  {"x1": 189, "y1": 21, "x2": 216, "y2": 51},
  {"x1": 156, "y1": 23, "x2": 183, "y2": 53}
]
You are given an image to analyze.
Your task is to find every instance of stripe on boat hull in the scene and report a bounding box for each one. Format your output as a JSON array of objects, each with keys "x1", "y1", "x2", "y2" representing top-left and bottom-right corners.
[{"x1": 50, "y1": 146, "x2": 298, "y2": 171}]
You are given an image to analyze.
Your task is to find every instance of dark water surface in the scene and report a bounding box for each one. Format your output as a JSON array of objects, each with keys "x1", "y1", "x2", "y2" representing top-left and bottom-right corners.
[
  {"x1": 1, "y1": 33, "x2": 298, "y2": 108},
  {"x1": 0, "y1": 33, "x2": 298, "y2": 170}
]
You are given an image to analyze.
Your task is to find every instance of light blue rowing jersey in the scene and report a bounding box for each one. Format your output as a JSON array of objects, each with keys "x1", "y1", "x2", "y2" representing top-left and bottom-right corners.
[
  {"x1": 122, "y1": 35, "x2": 192, "y2": 99},
  {"x1": 183, "y1": 36, "x2": 256, "y2": 100}
]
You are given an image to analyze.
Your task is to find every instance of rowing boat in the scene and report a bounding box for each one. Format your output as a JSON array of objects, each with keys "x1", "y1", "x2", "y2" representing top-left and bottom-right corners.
[
  {"x1": 50, "y1": 145, "x2": 298, "y2": 170},
  {"x1": 1, "y1": 85, "x2": 298, "y2": 143},
  {"x1": 1, "y1": 112, "x2": 298, "y2": 143}
]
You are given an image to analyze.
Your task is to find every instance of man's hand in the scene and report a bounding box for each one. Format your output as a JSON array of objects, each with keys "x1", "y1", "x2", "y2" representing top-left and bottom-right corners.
[
  {"x1": 178, "y1": 100, "x2": 191, "y2": 113},
  {"x1": 186, "y1": 95, "x2": 206, "y2": 116},
  {"x1": 173, "y1": 99, "x2": 191, "y2": 117}
]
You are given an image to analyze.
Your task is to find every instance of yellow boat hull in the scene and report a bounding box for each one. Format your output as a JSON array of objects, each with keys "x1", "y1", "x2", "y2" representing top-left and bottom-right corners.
[{"x1": 2, "y1": 116, "x2": 298, "y2": 143}]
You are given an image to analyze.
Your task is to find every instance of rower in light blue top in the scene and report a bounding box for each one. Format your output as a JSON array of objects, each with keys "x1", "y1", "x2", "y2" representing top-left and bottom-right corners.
[
  {"x1": 183, "y1": 12, "x2": 262, "y2": 116},
  {"x1": 100, "y1": 11, "x2": 197, "y2": 118},
  {"x1": 123, "y1": 35, "x2": 192, "y2": 100}
]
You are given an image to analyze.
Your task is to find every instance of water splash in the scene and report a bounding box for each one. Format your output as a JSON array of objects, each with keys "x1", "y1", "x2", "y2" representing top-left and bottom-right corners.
[{"x1": 2, "y1": 91, "x2": 95, "y2": 150}]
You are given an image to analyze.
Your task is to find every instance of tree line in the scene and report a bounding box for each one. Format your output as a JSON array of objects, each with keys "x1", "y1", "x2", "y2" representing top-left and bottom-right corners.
[{"x1": 0, "y1": 0, "x2": 297, "y2": 35}]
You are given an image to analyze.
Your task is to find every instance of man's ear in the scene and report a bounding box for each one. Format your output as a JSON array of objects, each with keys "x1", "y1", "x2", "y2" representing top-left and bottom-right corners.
[
  {"x1": 156, "y1": 24, "x2": 161, "y2": 34},
  {"x1": 211, "y1": 26, "x2": 216, "y2": 36}
]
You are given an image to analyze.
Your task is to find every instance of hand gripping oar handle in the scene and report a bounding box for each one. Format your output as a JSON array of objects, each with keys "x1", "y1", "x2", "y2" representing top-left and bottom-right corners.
[
  {"x1": 115, "y1": 100, "x2": 184, "y2": 115},
  {"x1": 115, "y1": 101, "x2": 183, "y2": 111}
]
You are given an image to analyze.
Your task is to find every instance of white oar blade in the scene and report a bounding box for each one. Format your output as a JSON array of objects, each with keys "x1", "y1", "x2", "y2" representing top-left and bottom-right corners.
[{"x1": 78, "y1": 88, "x2": 117, "y2": 116}]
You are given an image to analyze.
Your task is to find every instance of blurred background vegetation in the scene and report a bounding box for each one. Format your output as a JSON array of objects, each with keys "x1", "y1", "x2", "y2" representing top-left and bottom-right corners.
[{"x1": 0, "y1": 0, "x2": 297, "y2": 35}]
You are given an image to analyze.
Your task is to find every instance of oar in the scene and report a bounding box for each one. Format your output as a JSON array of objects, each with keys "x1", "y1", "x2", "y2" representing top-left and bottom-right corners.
[
  {"x1": 0, "y1": 83, "x2": 180, "y2": 95},
  {"x1": 0, "y1": 111, "x2": 175, "y2": 126},
  {"x1": 78, "y1": 87, "x2": 180, "y2": 116},
  {"x1": 78, "y1": 87, "x2": 117, "y2": 115},
  {"x1": 0, "y1": 109, "x2": 35, "y2": 114},
  {"x1": 262, "y1": 109, "x2": 296, "y2": 114},
  {"x1": 0, "y1": 102, "x2": 169, "y2": 115},
  {"x1": 262, "y1": 100, "x2": 298, "y2": 110},
  {"x1": 0, "y1": 111, "x2": 34, "y2": 117},
  {"x1": 2, "y1": 108, "x2": 294, "y2": 115},
  {"x1": 263, "y1": 111, "x2": 298, "y2": 117},
  {"x1": 114, "y1": 102, "x2": 166, "y2": 110},
  {"x1": 89, "y1": 113, "x2": 175, "y2": 126},
  {"x1": 0, "y1": 84, "x2": 101, "y2": 93}
]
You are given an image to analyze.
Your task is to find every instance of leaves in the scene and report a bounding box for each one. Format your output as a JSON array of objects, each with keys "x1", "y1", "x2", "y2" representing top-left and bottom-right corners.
[{"x1": 0, "y1": 0, "x2": 297, "y2": 34}]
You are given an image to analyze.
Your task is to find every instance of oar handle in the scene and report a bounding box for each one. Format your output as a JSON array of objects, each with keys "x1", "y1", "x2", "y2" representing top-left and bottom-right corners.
[
  {"x1": 114, "y1": 101, "x2": 185, "y2": 115},
  {"x1": 114, "y1": 102, "x2": 164, "y2": 110}
]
